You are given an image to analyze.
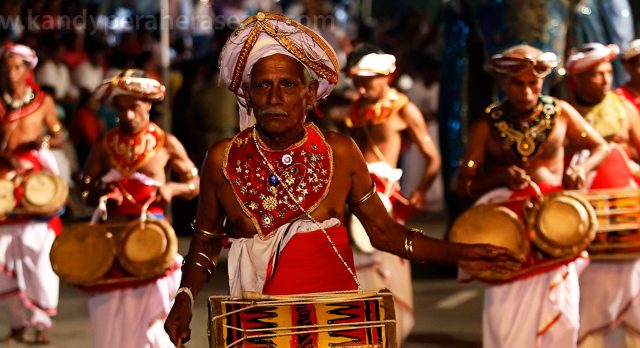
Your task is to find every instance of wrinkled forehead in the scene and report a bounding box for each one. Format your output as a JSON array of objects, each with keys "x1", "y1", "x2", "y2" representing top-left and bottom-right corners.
[{"x1": 250, "y1": 54, "x2": 307, "y2": 81}]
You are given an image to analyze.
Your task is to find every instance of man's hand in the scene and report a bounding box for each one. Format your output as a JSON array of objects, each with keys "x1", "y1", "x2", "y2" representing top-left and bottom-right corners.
[
  {"x1": 455, "y1": 243, "x2": 525, "y2": 276},
  {"x1": 164, "y1": 295, "x2": 193, "y2": 346},
  {"x1": 408, "y1": 190, "x2": 427, "y2": 211},
  {"x1": 563, "y1": 166, "x2": 586, "y2": 190},
  {"x1": 156, "y1": 184, "x2": 175, "y2": 205},
  {"x1": 502, "y1": 166, "x2": 531, "y2": 190}
]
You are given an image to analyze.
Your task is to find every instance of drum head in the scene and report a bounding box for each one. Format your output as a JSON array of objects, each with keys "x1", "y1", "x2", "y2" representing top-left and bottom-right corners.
[
  {"x1": 449, "y1": 204, "x2": 528, "y2": 281},
  {"x1": 21, "y1": 172, "x2": 68, "y2": 214},
  {"x1": 0, "y1": 179, "x2": 16, "y2": 216},
  {"x1": 530, "y1": 191, "x2": 597, "y2": 258},
  {"x1": 50, "y1": 223, "x2": 116, "y2": 286},
  {"x1": 117, "y1": 219, "x2": 177, "y2": 278}
]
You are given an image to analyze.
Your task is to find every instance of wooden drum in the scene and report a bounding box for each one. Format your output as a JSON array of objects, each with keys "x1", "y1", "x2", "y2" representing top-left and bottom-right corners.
[
  {"x1": 116, "y1": 219, "x2": 177, "y2": 279},
  {"x1": 582, "y1": 189, "x2": 640, "y2": 259},
  {"x1": 208, "y1": 290, "x2": 397, "y2": 348},
  {"x1": 20, "y1": 171, "x2": 68, "y2": 215},
  {"x1": 50, "y1": 223, "x2": 116, "y2": 286},
  {"x1": 450, "y1": 187, "x2": 597, "y2": 282}
]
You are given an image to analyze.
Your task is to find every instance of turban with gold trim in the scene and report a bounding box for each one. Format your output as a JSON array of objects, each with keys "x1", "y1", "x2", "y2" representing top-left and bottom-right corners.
[
  {"x1": 94, "y1": 69, "x2": 166, "y2": 105},
  {"x1": 1, "y1": 43, "x2": 38, "y2": 69},
  {"x1": 566, "y1": 43, "x2": 618, "y2": 75},
  {"x1": 219, "y1": 12, "x2": 340, "y2": 130}
]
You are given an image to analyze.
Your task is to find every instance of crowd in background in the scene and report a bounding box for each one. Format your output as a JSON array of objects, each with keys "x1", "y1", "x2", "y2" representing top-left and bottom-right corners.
[{"x1": 5, "y1": 0, "x2": 640, "y2": 228}]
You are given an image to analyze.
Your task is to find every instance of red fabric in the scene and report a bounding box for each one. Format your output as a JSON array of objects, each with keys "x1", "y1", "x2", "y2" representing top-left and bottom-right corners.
[
  {"x1": 617, "y1": 86, "x2": 640, "y2": 110},
  {"x1": 370, "y1": 173, "x2": 412, "y2": 222},
  {"x1": 590, "y1": 147, "x2": 634, "y2": 189},
  {"x1": 262, "y1": 226, "x2": 358, "y2": 295},
  {"x1": 103, "y1": 122, "x2": 165, "y2": 176},
  {"x1": 224, "y1": 124, "x2": 332, "y2": 239},
  {"x1": 69, "y1": 107, "x2": 102, "y2": 144},
  {"x1": 111, "y1": 178, "x2": 163, "y2": 217}
]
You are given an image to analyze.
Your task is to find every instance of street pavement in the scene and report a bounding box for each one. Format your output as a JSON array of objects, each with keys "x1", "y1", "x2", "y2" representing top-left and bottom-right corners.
[{"x1": 0, "y1": 213, "x2": 487, "y2": 347}]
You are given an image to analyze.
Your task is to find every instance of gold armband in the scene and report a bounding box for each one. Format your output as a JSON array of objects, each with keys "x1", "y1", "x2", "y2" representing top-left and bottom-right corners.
[
  {"x1": 351, "y1": 181, "x2": 377, "y2": 206},
  {"x1": 182, "y1": 167, "x2": 199, "y2": 181},
  {"x1": 404, "y1": 228, "x2": 422, "y2": 259},
  {"x1": 82, "y1": 175, "x2": 92, "y2": 185},
  {"x1": 187, "y1": 182, "x2": 196, "y2": 195},
  {"x1": 50, "y1": 123, "x2": 63, "y2": 134},
  {"x1": 191, "y1": 220, "x2": 226, "y2": 239}
]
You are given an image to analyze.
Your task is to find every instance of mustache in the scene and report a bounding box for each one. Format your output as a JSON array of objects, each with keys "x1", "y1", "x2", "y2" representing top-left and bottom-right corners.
[{"x1": 256, "y1": 109, "x2": 288, "y2": 117}]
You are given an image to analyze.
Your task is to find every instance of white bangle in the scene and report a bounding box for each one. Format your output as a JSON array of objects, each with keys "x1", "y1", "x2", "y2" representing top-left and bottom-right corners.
[{"x1": 175, "y1": 287, "x2": 194, "y2": 308}]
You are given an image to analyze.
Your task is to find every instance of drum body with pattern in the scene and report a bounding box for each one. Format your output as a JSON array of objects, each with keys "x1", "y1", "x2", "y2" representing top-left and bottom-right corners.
[
  {"x1": 208, "y1": 290, "x2": 397, "y2": 348},
  {"x1": 583, "y1": 189, "x2": 640, "y2": 259}
]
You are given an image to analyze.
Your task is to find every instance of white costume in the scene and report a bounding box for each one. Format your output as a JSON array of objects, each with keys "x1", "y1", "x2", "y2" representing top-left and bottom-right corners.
[
  {"x1": 470, "y1": 188, "x2": 586, "y2": 348},
  {"x1": 0, "y1": 149, "x2": 60, "y2": 331},
  {"x1": 352, "y1": 161, "x2": 415, "y2": 344},
  {"x1": 86, "y1": 169, "x2": 181, "y2": 348}
]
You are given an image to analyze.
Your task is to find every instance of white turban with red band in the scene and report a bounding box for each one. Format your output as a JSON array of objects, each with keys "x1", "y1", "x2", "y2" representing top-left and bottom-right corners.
[
  {"x1": 622, "y1": 39, "x2": 640, "y2": 61},
  {"x1": 566, "y1": 43, "x2": 619, "y2": 75},
  {"x1": 219, "y1": 12, "x2": 340, "y2": 131},
  {"x1": 349, "y1": 53, "x2": 397, "y2": 77},
  {"x1": 1, "y1": 43, "x2": 38, "y2": 69}
]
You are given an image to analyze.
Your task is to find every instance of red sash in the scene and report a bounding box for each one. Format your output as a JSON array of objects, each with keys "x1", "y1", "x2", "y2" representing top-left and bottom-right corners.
[
  {"x1": 262, "y1": 226, "x2": 358, "y2": 295},
  {"x1": 590, "y1": 147, "x2": 635, "y2": 189}
]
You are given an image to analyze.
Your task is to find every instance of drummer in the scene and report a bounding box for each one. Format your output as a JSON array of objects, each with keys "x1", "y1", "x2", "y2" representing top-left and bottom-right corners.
[
  {"x1": 0, "y1": 42, "x2": 66, "y2": 344},
  {"x1": 455, "y1": 44, "x2": 609, "y2": 347},
  {"x1": 79, "y1": 69, "x2": 200, "y2": 348},
  {"x1": 164, "y1": 11, "x2": 524, "y2": 346},
  {"x1": 566, "y1": 42, "x2": 640, "y2": 347}
]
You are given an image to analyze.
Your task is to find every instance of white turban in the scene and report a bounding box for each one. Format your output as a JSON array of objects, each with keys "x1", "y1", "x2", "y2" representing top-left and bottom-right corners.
[
  {"x1": 1, "y1": 43, "x2": 38, "y2": 69},
  {"x1": 622, "y1": 39, "x2": 640, "y2": 61},
  {"x1": 219, "y1": 12, "x2": 339, "y2": 130},
  {"x1": 566, "y1": 43, "x2": 619, "y2": 75},
  {"x1": 348, "y1": 53, "x2": 397, "y2": 76},
  {"x1": 94, "y1": 69, "x2": 166, "y2": 105}
]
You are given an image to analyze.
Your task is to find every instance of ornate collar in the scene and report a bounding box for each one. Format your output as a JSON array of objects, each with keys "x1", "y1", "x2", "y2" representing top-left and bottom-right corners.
[
  {"x1": 487, "y1": 96, "x2": 557, "y2": 164},
  {"x1": 573, "y1": 91, "x2": 625, "y2": 139},
  {"x1": 346, "y1": 88, "x2": 409, "y2": 127},
  {"x1": 104, "y1": 122, "x2": 165, "y2": 176},
  {"x1": 223, "y1": 123, "x2": 333, "y2": 239},
  {"x1": 0, "y1": 87, "x2": 46, "y2": 123}
]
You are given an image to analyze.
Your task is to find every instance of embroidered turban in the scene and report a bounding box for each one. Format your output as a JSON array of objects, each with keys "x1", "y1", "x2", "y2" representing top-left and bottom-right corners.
[
  {"x1": 489, "y1": 45, "x2": 558, "y2": 78},
  {"x1": 94, "y1": 69, "x2": 166, "y2": 105},
  {"x1": 621, "y1": 39, "x2": 640, "y2": 61},
  {"x1": 219, "y1": 12, "x2": 340, "y2": 130},
  {"x1": 566, "y1": 43, "x2": 619, "y2": 75},
  {"x1": 348, "y1": 53, "x2": 397, "y2": 76},
  {"x1": 1, "y1": 43, "x2": 38, "y2": 69}
]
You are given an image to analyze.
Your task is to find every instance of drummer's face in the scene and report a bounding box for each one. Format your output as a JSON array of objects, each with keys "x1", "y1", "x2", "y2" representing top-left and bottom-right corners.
[
  {"x1": 572, "y1": 61, "x2": 612, "y2": 104},
  {"x1": 113, "y1": 95, "x2": 151, "y2": 134},
  {"x1": 3, "y1": 54, "x2": 30, "y2": 89},
  {"x1": 500, "y1": 70, "x2": 544, "y2": 113}
]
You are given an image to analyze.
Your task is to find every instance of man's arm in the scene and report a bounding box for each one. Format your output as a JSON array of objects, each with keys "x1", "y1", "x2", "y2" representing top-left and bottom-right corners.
[
  {"x1": 78, "y1": 141, "x2": 110, "y2": 206},
  {"x1": 399, "y1": 102, "x2": 441, "y2": 210},
  {"x1": 623, "y1": 99, "x2": 640, "y2": 160},
  {"x1": 340, "y1": 134, "x2": 522, "y2": 268},
  {"x1": 560, "y1": 100, "x2": 609, "y2": 188},
  {"x1": 164, "y1": 140, "x2": 228, "y2": 345},
  {"x1": 41, "y1": 95, "x2": 64, "y2": 148},
  {"x1": 455, "y1": 119, "x2": 529, "y2": 198},
  {"x1": 158, "y1": 133, "x2": 200, "y2": 203}
]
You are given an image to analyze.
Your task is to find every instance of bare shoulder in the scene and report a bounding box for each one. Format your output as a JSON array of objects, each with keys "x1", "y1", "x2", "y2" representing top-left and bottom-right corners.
[
  {"x1": 555, "y1": 98, "x2": 580, "y2": 119},
  {"x1": 162, "y1": 133, "x2": 182, "y2": 151},
  {"x1": 203, "y1": 138, "x2": 234, "y2": 169},
  {"x1": 320, "y1": 128, "x2": 359, "y2": 157}
]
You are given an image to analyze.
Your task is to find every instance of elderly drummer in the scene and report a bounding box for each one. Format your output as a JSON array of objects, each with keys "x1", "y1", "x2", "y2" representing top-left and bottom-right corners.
[
  {"x1": 0, "y1": 42, "x2": 66, "y2": 344},
  {"x1": 164, "y1": 11, "x2": 524, "y2": 346},
  {"x1": 78, "y1": 69, "x2": 200, "y2": 348},
  {"x1": 567, "y1": 42, "x2": 640, "y2": 347},
  {"x1": 455, "y1": 44, "x2": 609, "y2": 348}
]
